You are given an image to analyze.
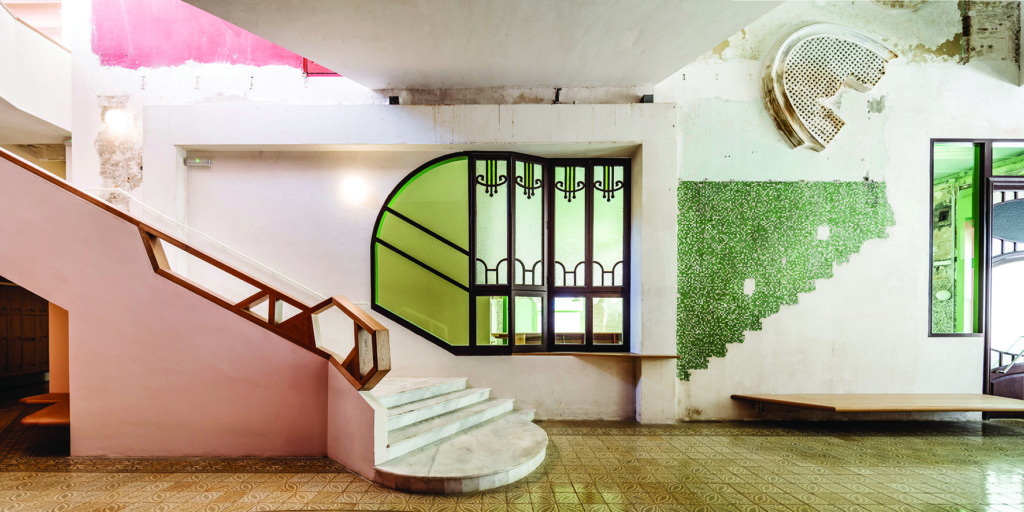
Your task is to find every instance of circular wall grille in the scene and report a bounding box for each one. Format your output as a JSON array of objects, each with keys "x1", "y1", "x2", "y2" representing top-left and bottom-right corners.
[
  {"x1": 762, "y1": 24, "x2": 897, "y2": 151},
  {"x1": 783, "y1": 36, "x2": 889, "y2": 146}
]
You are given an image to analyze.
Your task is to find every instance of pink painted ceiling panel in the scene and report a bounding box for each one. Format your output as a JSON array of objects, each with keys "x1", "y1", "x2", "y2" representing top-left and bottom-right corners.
[{"x1": 92, "y1": 0, "x2": 303, "y2": 69}]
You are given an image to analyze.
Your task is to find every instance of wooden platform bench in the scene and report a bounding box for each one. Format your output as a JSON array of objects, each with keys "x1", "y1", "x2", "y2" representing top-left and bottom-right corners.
[
  {"x1": 731, "y1": 393, "x2": 1024, "y2": 413},
  {"x1": 19, "y1": 393, "x2": 70, "y2": 426}
]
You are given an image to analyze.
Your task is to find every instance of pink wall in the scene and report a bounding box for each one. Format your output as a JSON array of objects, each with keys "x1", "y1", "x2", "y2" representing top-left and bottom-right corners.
[
  {"x1": 92, "y1": 0, "x2": 303, "y2": 69},
  {"x1": 0, "y1": 153, "x2": 327, "y2": 456}
]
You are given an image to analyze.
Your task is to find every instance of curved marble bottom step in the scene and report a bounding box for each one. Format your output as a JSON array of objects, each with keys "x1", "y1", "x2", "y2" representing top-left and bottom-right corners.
[{"x1": 374, "y1": 410, "x2": 547, "y2": 494}]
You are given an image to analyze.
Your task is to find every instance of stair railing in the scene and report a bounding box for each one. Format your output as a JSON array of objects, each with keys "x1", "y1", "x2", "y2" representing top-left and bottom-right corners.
[
  {"x1": 996, "y1": 336, "x2": 1024, "y2": 374},
  {"x1": 0, "y1": 149, "x2": 389, "y2": 390},
  {"x1": 313, "y1": 296, "x2": 390, "y2": 390}
]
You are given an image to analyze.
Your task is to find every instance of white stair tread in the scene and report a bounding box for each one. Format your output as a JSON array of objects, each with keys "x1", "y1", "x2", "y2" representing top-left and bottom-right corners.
[
  {"x1": 377, "y1": 410, "x2": 546, "y2": 480},
  {"x1": 389, "y1": 398, "x2": 514, "y2": 447},
  {"x1": 388, "y1": 387, "x2": 490, "y2": 417},
  {"x1": 371, "y1": 377, "x2": 467, "y2": 408}
]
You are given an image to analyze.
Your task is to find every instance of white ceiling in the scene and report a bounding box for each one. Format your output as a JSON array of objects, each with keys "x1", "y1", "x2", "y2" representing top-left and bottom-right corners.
[
  {"x1": 182, "y1": 0, "x2": 782, "y2": 90},
  {"x1": 0, "y1": 97, "x2": 69, "y2": 145}
]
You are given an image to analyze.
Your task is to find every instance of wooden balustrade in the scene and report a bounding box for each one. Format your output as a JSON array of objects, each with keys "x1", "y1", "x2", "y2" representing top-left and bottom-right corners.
[
  {"x1": 0, "y1": 148, "x2": 389, "y2": 391},
  {"x1": 317, "y1": 296, "x2": 390, "y2": 391}
]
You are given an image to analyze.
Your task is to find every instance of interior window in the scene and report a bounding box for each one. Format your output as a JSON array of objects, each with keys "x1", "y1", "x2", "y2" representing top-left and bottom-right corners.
[{"x1": 372, "y1": 152, "x2": 630, "y2": 354}]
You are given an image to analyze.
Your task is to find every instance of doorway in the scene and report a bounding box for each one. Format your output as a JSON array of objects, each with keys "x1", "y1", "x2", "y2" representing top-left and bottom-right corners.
[
  {"x1": 989, "y1": 186, "x2": 1024, "y2": 406},
  {"x1": 0, "y1": 275, "x2": 49, "y2": 392}
]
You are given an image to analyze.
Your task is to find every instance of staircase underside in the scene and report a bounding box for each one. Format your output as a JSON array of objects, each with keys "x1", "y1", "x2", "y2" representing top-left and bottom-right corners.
[
  {"x1": 182, "y1": 0, "x2": 782, "y2": 89},
  {"x1": 369, "y1": 378, "x2": 548, "y2": 493}
]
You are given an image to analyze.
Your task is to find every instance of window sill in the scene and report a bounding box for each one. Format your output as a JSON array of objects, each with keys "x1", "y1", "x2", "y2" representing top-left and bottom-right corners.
[{"x1": 511, "y1": 352, "x2": 679, "y2": 359}]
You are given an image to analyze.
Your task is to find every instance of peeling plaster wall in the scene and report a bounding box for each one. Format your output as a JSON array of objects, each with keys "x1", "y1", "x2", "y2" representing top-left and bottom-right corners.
[
  {"x1": 57, "y1": 0, "x2": 1024, "y2": 427},
  {"x1": 66, "y1": 0, "x2": 386, "y2": 194},
  {"x1": 656, "y1": 1, "x2": 1024, "y2": 420}
]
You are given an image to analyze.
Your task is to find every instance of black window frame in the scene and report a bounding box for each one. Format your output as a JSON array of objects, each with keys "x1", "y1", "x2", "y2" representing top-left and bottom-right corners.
[{"x1": 371, "y1": 151, "x2": 631, "y2": 356}]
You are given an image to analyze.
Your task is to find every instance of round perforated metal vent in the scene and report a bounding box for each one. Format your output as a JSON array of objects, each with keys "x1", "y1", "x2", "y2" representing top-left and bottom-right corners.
[
  {"x1": 783, "y1": 35, "x2": 889, "y2": 146},
  {"x1": 762, "y1": 24, "x2": 897, "y2": 152}
]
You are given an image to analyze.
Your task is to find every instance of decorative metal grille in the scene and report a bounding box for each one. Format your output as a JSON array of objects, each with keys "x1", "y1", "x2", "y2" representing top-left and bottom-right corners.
[{"x1": 763, "y1": 24, "x2": 897, "y2": 151}]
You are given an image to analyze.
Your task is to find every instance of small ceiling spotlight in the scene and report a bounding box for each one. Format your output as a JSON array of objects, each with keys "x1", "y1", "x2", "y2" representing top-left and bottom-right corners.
[{"x1": 102, "y1": 108, "x2": 133, "y2": 134}]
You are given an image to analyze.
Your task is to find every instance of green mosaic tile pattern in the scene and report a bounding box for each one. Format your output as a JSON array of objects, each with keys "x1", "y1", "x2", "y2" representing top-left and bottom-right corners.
[{"x1": 676, "y1": 181, "x2": 895, "y2": 380}]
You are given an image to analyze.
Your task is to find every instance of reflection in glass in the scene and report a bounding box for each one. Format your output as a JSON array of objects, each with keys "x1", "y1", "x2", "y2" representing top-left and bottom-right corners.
[
  {"x1": 476, "y1": 296, "x2": 509, "y2": 346},
  {"x1": 931, "y1": 142, "x2": 980, "y2": 334},
  {"x1": 993, "y1": 142, "x2": 1024, "y2": 176},
  {"x1": 991, "y1": 190, "x2": 1024, "y2": 370},
  {"x1": 554, "y1": 296, "x2": 585, "y2": 344},
  {"x1": 514, "y1": 296, "x2": 544, "y2": 345},
  {"x1": 593, "y1": 297, "x2": 623, "y2": 345},
  {"x1": 475, "y1": 159, "x2": 508, "y2": 285}
]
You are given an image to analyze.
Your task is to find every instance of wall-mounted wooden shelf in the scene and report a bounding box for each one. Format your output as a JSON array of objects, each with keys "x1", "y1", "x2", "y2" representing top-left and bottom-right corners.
[{"x1": 512, "y1": 352, "x2": 679, "y2": 359}]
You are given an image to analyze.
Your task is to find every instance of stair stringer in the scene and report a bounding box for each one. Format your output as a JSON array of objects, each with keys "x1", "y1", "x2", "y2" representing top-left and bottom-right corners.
[
  {"x1": 0, "y1": 151, "x2": 328, "y2": 458},
  {"x1": 326, "y1": 367, "x2": 389, "y2": 481}
]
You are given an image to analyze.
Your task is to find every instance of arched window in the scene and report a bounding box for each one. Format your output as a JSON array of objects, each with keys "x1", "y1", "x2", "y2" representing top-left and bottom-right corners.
[{"x1": 372, "y1": 152, "x2": 630, "y2": 355}]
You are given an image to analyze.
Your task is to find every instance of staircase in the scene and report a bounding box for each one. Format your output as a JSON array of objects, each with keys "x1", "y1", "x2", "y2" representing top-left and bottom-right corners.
[
  {"x1": 370, "y1": 378, "x2": 548, "y2": 493},
  {"x1": 0, "y1": 148, "x2": 548, "y2": 491}
]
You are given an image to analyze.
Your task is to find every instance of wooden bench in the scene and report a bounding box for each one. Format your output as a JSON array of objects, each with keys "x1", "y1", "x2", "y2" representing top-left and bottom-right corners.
[
  {"x1": 731, "y1": 393, "x2": 1024, "y2": 412},
  {"x1": 19, "y1": 393, "x2": 70, "y2": 426}
]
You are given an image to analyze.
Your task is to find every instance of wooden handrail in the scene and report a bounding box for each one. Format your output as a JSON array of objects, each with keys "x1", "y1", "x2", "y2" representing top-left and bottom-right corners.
[
  {"x1": 1, "y1": 148, "x2": 395, "y2": 388},
  {"x1": 316, "y1": 297, "x2": 390, "y2": 391},
  {"x1": 1, "y1": 1, "x2": 70, "y2": 53}
]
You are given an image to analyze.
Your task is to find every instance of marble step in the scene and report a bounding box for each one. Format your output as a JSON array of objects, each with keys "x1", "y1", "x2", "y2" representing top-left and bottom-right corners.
[
  {"x1": 371, "y1": 377, "x2": 468, "y2": 409},
  {"x1": 386, "y1": 398, "x2": 514, "y2": 461},
  {"x1": 387, "y1": 387, "x2": 492, "y2": 431},
  {"x1": 375, "y1": 410, "x2": 547, "y2": 493}
]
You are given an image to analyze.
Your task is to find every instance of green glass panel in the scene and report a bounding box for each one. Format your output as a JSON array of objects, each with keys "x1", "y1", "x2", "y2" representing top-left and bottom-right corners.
[
  {"x1": 554, "y1": 296, "x2": 585, "y2": 345},
  {"x1": 375, "y1": 243, "x2": 469, "y2": 346},
  {"x1": 931, "y1": 142, "x2": 981, "y2": 334},
  {"x1": 554, "y1": 166, "x2": 586, "y2": 287},
  {"x1": 593, "y1": 297, "x2": 623, "y2": 345},
  {"x1": 475, "y1": 160, "x2": 508, "y2": 285},
  {"x1": 514, "y1": 161, "x2": 544, "y2": 286},
  {"x1": 514, "y1": 295, "x2": 543, "y2": 346},
  {"x1": 592, "y1": 165, "x2": 625, "y2": 287},
  {"x1": 387, "y1": 157, "x2": 469, "y2": 249},
  {"x1": 993, "y1": 142, "x2": 1024, "y2": 176},
  {"x1": 475, "y1": 296, "x2": 508, "y2": 346},
  {"x1": 378, "y1": 212, "x2": 468, "y2": 286}
]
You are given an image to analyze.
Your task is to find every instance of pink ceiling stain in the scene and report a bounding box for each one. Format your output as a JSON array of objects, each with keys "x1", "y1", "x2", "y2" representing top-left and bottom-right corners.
[{"x1": 92, "y1": 0, "x2": 303, "y2": 69}]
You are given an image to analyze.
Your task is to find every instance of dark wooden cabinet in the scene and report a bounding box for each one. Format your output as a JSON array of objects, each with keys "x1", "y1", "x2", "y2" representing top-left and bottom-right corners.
[{"x1": 0, "y1": 284, "x2": 49, "y2": 378}]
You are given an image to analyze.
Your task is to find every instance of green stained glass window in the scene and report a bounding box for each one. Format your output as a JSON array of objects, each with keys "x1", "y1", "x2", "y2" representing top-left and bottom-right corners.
[
  {"x1": 375, "y1": 244, "x2": 469, "y2": 346},
  {"x1": 554, "y1": 165, "x2": 586, "y2": 287},
  {"x1": 592, "y1": 165, "x2": 626, "y2": 287},
  {"x1": 514, "y1": 161, "x2": 544, "y2": 286},
  {"x1": 475, "y1": 159, "x2": 508, "y2": 285},
  {"x1": 387, "y1": 157, "x2": 469, "y2": 249},
  {"x1": 377, "y1": 212, "x2": 468, "y2": 286},
  {"x1": 372, "y1": 152, "x2": 630, "y2": 354}
]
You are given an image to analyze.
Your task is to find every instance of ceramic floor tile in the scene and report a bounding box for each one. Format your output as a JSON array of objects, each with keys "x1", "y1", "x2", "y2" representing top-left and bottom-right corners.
[{"x1": 5, "y1": 398, "x2": 1024, "y2": 511}]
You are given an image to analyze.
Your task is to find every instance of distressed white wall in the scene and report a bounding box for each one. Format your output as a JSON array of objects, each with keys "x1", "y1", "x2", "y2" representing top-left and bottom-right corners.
[
  {"x1": 143, "y1": 104, "x2": 680, "y2": 422},
  {"x1": 0, "y1": 5, "x2": 70, "y2": 143},
  {"x1": 63, "y1": 0, "x2": 384, "y2": 188},
  {"x1": 656, "y1": 1, "x2": 1022, "y2": 420},
  {"x1": 66, "y1": 0, "x2": 1024, "y2": 425}
]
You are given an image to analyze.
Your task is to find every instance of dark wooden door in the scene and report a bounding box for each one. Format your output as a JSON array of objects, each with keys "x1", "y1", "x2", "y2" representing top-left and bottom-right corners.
[{"x1": 0, "y1": 282, "x2": 49, "y2": 378}]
